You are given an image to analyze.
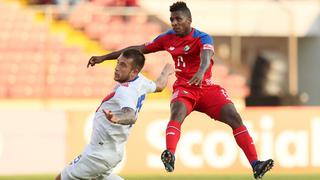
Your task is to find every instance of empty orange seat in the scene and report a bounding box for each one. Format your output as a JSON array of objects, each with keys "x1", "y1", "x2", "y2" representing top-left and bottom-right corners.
[{"x1": 8, "y1": 84, "x2": 45, "y2": 98}]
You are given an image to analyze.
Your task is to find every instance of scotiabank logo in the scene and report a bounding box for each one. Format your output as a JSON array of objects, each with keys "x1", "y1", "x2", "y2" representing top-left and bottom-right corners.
[{"x1": 146, "y1": 117, "x2": 320, "y2": 169}]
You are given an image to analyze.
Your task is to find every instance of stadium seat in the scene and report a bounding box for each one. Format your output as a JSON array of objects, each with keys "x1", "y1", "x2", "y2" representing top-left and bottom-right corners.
[
  {"x1": 0, "y1": 84, "x2": 8, "y2": 97},
  {"x1": 92, "y1": 0, "x2": 116, "y2": 6},
  {"x1": 100, "y1": 33, "x2": 123, "y2": 50},
  {"x1": 8, "y1": 84, "x2": 45, "y2": 98},
  {"x1": 69, "y1": 2, "x2": 100, "y2": 29},
  {"x1": 84, "y1": 22, "x2": 108, "y2": 40},
  {"x1": 0, "y1": 0, "x2": 250, "y2": 100}
]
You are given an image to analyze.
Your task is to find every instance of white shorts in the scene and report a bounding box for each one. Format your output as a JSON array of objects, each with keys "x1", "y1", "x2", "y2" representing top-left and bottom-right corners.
[{"x1": 61, "y1": 144, "x2": 123, "y2": 180}]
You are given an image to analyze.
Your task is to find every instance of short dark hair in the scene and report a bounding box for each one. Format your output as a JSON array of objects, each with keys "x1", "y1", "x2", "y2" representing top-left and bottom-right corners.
[
  {"x1": 122, "y1": 49, "x2": 145, "y2": 71},
  {"x1": 169, "y1": 1, "x2": 191, "y2": 18}
]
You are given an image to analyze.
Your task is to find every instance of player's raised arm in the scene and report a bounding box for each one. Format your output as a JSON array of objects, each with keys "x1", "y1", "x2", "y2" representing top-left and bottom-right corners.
[
  {"x1": 87, "y1": 44, "x2": 151, "y2": 68},
  {"x1": 155, "y1": 64, "x2": 179, "y2": 92}
]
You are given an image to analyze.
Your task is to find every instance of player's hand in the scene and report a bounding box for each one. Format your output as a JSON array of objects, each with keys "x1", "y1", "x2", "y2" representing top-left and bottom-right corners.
[
  {"x1": 87, "y1": 56, "x2": 105, "y2": 68},
  {"x1": 103, "y1": 109, "x2": 118, "y2": 124},
  {"x1": 162, "y1": 63, "x2": 181, "y2": 76},
  {"x1": 188, "y1": 71, "x2": 205, "y2": 87}
]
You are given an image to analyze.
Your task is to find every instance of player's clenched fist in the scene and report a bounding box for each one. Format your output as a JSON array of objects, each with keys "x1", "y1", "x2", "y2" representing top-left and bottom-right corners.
[{"x1": 87, "y1": 56, "x2": 105, "y2": 68}]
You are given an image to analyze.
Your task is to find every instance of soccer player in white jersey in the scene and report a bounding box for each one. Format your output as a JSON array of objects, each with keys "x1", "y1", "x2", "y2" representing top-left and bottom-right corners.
[{"x1": 55, "y1": 49, "x2": 177, "y2": 180}]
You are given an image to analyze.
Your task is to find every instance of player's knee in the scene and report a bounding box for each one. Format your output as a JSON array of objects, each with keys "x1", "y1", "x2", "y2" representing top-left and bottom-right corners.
[
  {"x1": 230, "y1": 110, "x2": 242, "y2": 125},
  {"x1": 220, "y1": 104, "x2": 243, "y2": 128},
  {"x1": 170, "y1": 110, "x2": 185, "y2": 121},
  {"x1": 170, "y1": 102, "x2": 188, "y2": 121}
]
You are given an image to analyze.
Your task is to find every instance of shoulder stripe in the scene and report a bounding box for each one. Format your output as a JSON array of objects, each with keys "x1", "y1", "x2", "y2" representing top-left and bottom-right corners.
[
  {"x1": 153, "y1": 29, "x2": 175, "y2": 41},
  {"x1": 96, "y1": 92, "x2": 116, "y2": 112},
  {"x1": 192, "y1": 28, "x2": 214, "y2": 45},
  {"x1": 203, "y1": 44, "x2": 214, "y2": 51}
]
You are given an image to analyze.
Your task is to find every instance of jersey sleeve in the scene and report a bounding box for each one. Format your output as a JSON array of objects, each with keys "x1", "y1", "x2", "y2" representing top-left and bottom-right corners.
[
  {"x1": 144, "y1": 33, "x2": 167, "y2": 52},
  {"x1": 114, "y1": 85, "x2": 137, "y2": 110},
  {"x1": 142, "y1": 78, "x2": 157, "y2": 94},
  {"x1": 199, "y1": 33, "x2": 215, "y2": 53}
]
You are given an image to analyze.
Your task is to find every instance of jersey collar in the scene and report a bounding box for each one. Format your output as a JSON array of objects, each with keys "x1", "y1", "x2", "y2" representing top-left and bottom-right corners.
[
  {"x1": 176, "y1": 28, "x2": 194, "y2": 40},
  {"x1": 128, "y1": 75, "x2": 139, "y2": 82}
]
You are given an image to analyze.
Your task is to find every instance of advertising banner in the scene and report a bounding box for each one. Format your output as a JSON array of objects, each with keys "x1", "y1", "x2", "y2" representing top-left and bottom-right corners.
[
  {"x1": 0, "y1": 101, "x2": 319, "y2": 175},
  {"x1": 65, "y1": 102, "x2": 320, "y2": 175},
  {"x1": 0, "y1": 109, "x2": 66, "y2": 175}
]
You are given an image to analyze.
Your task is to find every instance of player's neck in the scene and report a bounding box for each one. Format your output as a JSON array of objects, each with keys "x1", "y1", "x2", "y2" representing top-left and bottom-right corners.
[
  {"x1": 128, "y1": 75, "x2": 139, "y2": 82},
  {"x1": 178, "y1": 27, "x2": 192, "y2": 37}
]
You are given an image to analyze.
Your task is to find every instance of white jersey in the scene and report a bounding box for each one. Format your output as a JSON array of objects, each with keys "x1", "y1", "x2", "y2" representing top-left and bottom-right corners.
[
  {"x1": 89, "y1": 74, "x2": 156, "y2": 155},
  {"x1": 61, "y1": 74, "x2": 156, "y2": 180}
]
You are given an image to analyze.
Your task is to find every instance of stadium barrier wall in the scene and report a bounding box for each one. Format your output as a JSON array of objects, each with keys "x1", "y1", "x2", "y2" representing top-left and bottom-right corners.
[
  {"x1": 0, "y1": 109, "x2": 66, "y2": 175},
  {"x1": 0, "y1": 100, "x2": 320, "y2": 175}
]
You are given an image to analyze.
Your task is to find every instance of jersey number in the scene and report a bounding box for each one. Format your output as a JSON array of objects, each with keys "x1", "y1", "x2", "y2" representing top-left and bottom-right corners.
[
  {"x1": 136, "y1": 94, "x2": 146, "y2": 113},
  {"x1": 177, "y1": 56, "x2": 186, "y2": 68}
]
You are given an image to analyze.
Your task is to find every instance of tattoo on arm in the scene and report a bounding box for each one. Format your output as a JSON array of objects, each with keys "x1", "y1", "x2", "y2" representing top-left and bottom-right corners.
[
  {"x1": 199, "y1": 49, "x2": 213, "y2": 73},
  {"x1": 113, "y1": 107, "x2": 136, "y2": 125}
]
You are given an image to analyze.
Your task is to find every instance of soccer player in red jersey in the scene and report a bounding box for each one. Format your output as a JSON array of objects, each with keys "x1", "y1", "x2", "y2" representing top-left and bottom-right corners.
[{"x1": 87, "y1": 1, "x2": 273, "y2": 179}]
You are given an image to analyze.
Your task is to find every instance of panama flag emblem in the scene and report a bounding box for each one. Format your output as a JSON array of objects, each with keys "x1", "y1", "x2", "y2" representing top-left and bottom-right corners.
[{"x1": 184, "y1": 45, "x2": 190, "y2": 52}]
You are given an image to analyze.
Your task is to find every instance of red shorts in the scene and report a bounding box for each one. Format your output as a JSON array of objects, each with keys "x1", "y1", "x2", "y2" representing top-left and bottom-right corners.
[{"x1": 171, "y1": 80, "x2": 233, "y2": 120}]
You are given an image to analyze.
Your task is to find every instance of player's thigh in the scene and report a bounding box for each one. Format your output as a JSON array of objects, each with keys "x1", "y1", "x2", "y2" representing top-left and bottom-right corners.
[
  {"x1": 61, "y1": 154, "x2": 109, "y2": 180},
  {"x1": 171, "y1": 86, "x2": 199, "y2": 115},
  {"x1": 195, "y1": 85, "x2": 233, "y2": 120}
]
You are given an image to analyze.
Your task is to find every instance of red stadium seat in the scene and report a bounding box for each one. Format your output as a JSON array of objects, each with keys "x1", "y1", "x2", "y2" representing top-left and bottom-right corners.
[
  {"x1": 0, "y1": 84, "x2": 8, "y2": 97},
  {"x1": 68, "y1": 2, "x2": 95, "y2": 29},
  {"x1": 100, "y1": 33, "x2": 123, "y2": 50},
  {"x1": 85, "y1": 22, "x2": 108, "y2": 40},
  {"x1": 8, "y1": 84, "x2": 45, "y2": 98}
]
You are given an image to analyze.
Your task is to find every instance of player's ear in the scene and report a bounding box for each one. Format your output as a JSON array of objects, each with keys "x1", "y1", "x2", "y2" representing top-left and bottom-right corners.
[
  {"x1": 134, "y1": 68, "x2": 140, "y2": 74},
  {"x1": 131, "y1": 67, "x2": 140, "y2": 77}
]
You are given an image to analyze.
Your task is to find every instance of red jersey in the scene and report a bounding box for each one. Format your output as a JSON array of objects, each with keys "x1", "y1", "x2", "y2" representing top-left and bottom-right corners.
[{"x1": 145, "y1": 28, "x2": 215, "y2": 86}]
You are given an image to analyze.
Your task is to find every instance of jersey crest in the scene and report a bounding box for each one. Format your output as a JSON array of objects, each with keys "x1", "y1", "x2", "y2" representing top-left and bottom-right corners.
[{"x1": 184, "y1": 45, "x2": 190, "y2": 52}]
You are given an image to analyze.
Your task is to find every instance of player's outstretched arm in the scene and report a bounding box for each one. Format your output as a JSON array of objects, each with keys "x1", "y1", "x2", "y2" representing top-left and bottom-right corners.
[
  {"x1": 87, "y1": 44, "x2": 150, "y2": 68},
  {"x1": 155, "y1": 64, "x2": 180, "y2": 92},
  {"x1": 103, "y1": 108, "x2": 136, "y2": 125}
]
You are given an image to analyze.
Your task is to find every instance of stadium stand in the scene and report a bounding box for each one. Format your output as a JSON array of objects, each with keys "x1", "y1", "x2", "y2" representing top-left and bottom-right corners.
[
  {"x1": 0, "y1": 1, "x2": 116, "y2": 98},
  {"x1": 0, "y1": 0, "x2": 249, "y2": 100}
]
